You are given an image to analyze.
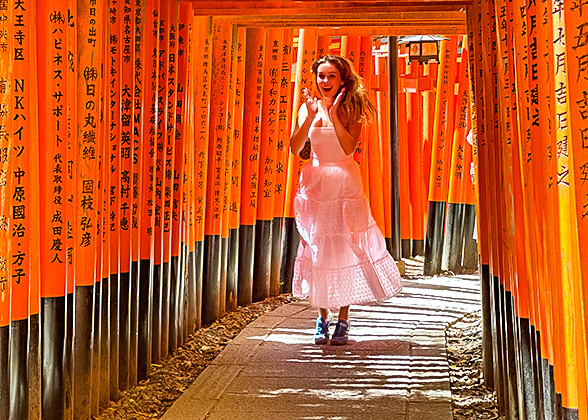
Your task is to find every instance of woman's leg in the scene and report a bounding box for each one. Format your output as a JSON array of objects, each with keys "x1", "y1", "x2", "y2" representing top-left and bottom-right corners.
[
  {"x1": 338, "y1": 306, "x2": 349, "y2": 322},
  {"x1": 318, "y1": 308, "x2": 330, "y2": 321}
]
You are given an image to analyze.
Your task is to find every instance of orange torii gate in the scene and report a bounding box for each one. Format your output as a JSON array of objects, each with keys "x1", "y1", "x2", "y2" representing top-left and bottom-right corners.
[{"x1": 0, "y1": 1, "x2": 587, "y2": 420}]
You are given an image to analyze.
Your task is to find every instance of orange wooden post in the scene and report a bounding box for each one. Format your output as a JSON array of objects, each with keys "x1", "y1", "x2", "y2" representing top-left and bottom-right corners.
[
  {"x1": 255, "y1": 28, "x2": 283, "y2": 299},
  {"x1": 165, "y1": 0, "x2": 181, "y2": 353},
  {"x1": 283, "y1": 28, "x2": 317, "y2": 222},
  {"x1": 74, "y1": 0, "x2": 104, "y2": 417},
  {"x1": 136, "y1": 0, "x2": 158, "y2": 381},
  {"x1": 0, "y1": 4, "x2": 12, "y2": 416},
  {"x1": 107, "y1": 0, "x2": 122, "y2": 397},
  {"x1": 172, "y1": 4, "x2": 190, "y2": 344},
  {"x1": 7, "y1": 1, "x2": 40, "y2": 417},
  {"x1": 154, "y1": 0, "x2": 170, "y2": 359},
  {"x1": 442, "y1": 42, "x2": 470, "y2": 273},
  {"x1": 282, "y1": 28, "x2": 316, "y2": 293},
  {"x1": 551, "y1": 4, "x2": 586, "y2": 415},
  {"x1": 37, "y1": 0, "x2": 69, "y2": 416},
  {"x1": 360, "y1": 36, "x2": 387, "y2": 239},
  {"x1": 375, "y1": 54, "x2": 393, "y2": 245},
  {"x1": 138, "y1": 0, "x2": 160, "y2": 368},
  {"x1": 253, "y1": 28, "x2": 282, "y2": 301},
  {"x1": 404, "y1": 59, "x2": 427, "y2": 256},
  {"x1": 468, "y1": 0, "x2": 495, "y2": 391},
  {"x1": 226, "y1": 26, "x2": 246, "y2": 311},
  {"x1": 317, "y1": 35, "x2": 331, "y2": 59},
  {"x1": 203, "y1": 18, "x2": 232, "y2": 324},
  {"x1": 532, "y1": 1, "x2": 564, "y2": 411},
  {"x1": 182, "y1": 10, "x2": 198, "y2": 333},
  {"x1": 116, "y1": 0, "x2": 137, "y2": 388},
  {"x1": 191, "y1": 16, "x2": 212, "y2": 324},
  {"x1": 128, "y1": 0, "x2": 143, "y2": 386},
  {"x1": 423, "y1": 36, "x2": 458, "y2": 275},
  {"x1": 397, "y1": 55, "x2": 411, "y2": 257},
  {"x1": 564, "y1": 2, "x2": 588, "y2": 415},
  {"x1": 239, "y1": 27, "x2": 266, "y2": 306},
  {"x1": 275, "y1": 28, "x2": 295, "y2": 294}
]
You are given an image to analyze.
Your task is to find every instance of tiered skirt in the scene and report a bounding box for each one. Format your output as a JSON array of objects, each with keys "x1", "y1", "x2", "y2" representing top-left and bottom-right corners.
[{"x1": 293, "y1": 158, "x2": 402, "y2": 309}]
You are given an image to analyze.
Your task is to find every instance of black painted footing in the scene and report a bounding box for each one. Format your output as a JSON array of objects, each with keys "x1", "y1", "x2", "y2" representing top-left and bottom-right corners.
[
  {"x1": 91, "y1": 280, "x2": 101, "y2": 415},
  {"x1": 253, "y1": 220, "x2": 272, "y2": 303},
  {"x1": 63, "y1": 292, "x2": 74, "y2": 419},
  {"x1": 279, "y1": 218, "x2": 298, "y2": 295},
  {"x1": 9, "y1": 318, "x2": 28, "y2": 420},
  {"x1": 0, "y1": 325, "x2": 8, "y2": 419},
  {"x1": 73, "y1": 285, "x2": 94, "y2": 420},
  {"x1": 137, "y1": 259, "x2": 153, "y2": 381},
  {"x1": 270, "y1": 218, "x2": 283, "y2": 297},
  {"x1": 530, "y1": 326, "x2": 545, "y2": 420},
  {"x1": 99, "y1": 277, "x2": 110, "y2": 410},
  {"x1": 168, "y1": 255, "x2": 180, "y2": 355},
  {"x1": 202, "y1": 235, "x2": 221, "y2": 325},
  {"x1": 29, "y1": 313, "x2": 41, "y2": 419},
  {"x1": 238, "y1": 225, "x2": 255, "y2": 306},
  {"x1": 194, "y1": 242, "x2": 204, "y2": 330},
  {"x1": 480, "y1": 263, "x2": 494, "y2": 389},
  {"x1": 504, "y1": 288, "x2": 520, "y2": 418},
  {"x1": 119, "y1": 271, "x2": 131, "y2": 391},
  {"x1": 424, "y1": 200, "x2": 446, "y2": 276},
  {"x1": 109, "y1": 273, "x2": 119, "y2": 401},
  {"x1": 520, "y1": 317, "x2": 536, "y2": 419},
  {"x1": 462, "y1": 205, "x2": 478, "y2": 269},
  {"x1": 411, "y1": 239, "x2": 424, "y2": 257},
  {"x1": 226, "y1": 230, "x2": 239, "y2": 312},
  {"x1": 491, "y1": 276, "x2": 506, "y2": 414},
  {"x1": 129, "y1": 260, "x2": 140, "y2": 386},
  {"x1": 161, "y1": 260, "x2": 170, "y2": 359},
  {"x1": 151, "y1": 263, "x2": 162, "y2": 363},
  {"x1": 401, "y1": 239, "x2": 411, "y2": 259},
  {"x1": 219, "y1": 237, "x2": 229, "y2": 318},
  {"x1": 442, "y1": 202, "x2": 465, "y2": 272},
  {"x1": 166, "y1": 256, "x2": 181, "y2": 354}
]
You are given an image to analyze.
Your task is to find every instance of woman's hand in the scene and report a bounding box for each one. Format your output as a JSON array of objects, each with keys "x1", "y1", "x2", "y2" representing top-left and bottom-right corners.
[
  {"x1": 302, "y1": 87, "x2": 318, "y2": 120},
  {"x1": 328, "y1": 88, "x2": 345, "y2": 123}
]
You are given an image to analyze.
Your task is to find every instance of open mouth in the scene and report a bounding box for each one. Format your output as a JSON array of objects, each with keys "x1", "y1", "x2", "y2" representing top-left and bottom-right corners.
[{"x1": 321, "y1": 86, "x2": 334, "y2": 94}]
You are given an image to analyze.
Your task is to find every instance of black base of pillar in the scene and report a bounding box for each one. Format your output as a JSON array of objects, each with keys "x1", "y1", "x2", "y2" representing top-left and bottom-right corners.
[
  {"x1": 129, "y1": 260, "x2": 140, "y2": 386},
  {"x1": 41, "y1": 297, "x2": 66, "y2": 420},
  {"x1": 279, "y1": 218, "x2": 298, "y2": 295},
  {"x1": 0, "y1": 324, "x2": 8, "y2": 419},
  {"x1": 202, "y1": 235, "x2": 221, "y2": 325},
  {"x1": 137, "y1": 259, "x2": 153, "y2": 381},
  {"x1": 119, "y1": 271, "x2": 131, "y2": 391},
  {"x1": 151, "y1": 263, "x2": 162, "y2": 363},
  {"x1": 253, "y1": 220, "x2": 272, "y2": 303},
  {"x1": 227, "y1": 230, "x2": 239, "y2": 312},
  {"x1": 424, "y1": 200, "x2": 446, "y2": 276},
  {"x1": 99, "y1": 277, "x2": 110, "y2": 410},
  {"x1": 73, "y1": 285, "x2": 94, "y2": 420},
  {"x1": 401, "y1": 239, "x2": 411, "y2": 259},
  {"x1": 238, "y1": 225, "x2": 255, "y2": 306}
]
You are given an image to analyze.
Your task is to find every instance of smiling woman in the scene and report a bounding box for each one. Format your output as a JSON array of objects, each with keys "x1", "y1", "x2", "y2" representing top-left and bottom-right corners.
[{"x1": 289, "y1": 55, "x2": 402, "y2": 346}]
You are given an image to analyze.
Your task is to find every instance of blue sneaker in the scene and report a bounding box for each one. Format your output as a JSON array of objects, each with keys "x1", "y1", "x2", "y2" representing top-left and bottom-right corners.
[
  {"x1": 330, "y1": 320, "x2": 350, "y2": 345},
  {"x1": 314, "y1": 316, "x2": 332, "y2": 344}
]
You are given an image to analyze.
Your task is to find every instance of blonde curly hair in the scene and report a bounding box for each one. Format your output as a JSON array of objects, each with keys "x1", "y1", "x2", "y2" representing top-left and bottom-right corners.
[{"x1": 311, "y1": 55, "x2": 378, "y2": 124}]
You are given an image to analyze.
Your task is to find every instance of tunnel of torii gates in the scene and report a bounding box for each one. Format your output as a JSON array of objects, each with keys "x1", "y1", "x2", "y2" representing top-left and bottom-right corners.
[{"x1": 0, "y1": 0, "x2": 587, "y2": 419}]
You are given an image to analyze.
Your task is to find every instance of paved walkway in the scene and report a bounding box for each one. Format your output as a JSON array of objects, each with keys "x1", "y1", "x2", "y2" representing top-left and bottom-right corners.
[{"x1": 161, "y1": 272, "x2": 482, "y2": 420}]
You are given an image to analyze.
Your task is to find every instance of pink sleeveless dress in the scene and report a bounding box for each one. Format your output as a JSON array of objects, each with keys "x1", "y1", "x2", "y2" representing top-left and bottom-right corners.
[{"x1": 292, "y1": 125, "x2": 402, "y2": 309}]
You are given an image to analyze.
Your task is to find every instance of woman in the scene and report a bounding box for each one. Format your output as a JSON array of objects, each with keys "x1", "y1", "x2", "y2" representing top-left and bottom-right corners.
[{"x1": 290, "y1": 55, "x2": 402, "y2": 345}]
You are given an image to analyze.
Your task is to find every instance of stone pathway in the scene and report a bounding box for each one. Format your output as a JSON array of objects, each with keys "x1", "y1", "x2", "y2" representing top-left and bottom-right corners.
[{"x1": 161, "y1": 274, "x2": 481, "y2": 420}]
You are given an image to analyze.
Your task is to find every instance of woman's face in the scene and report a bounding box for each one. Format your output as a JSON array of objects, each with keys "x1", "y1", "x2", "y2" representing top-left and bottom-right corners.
[{"x1": 316, "y1": 61, "x2": 344, "y2": 100}]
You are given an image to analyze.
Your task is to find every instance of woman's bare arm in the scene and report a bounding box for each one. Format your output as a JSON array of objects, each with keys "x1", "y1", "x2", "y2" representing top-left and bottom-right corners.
[{"x1": 329, "y1": 91, "x2": 363, "y2": 155}]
